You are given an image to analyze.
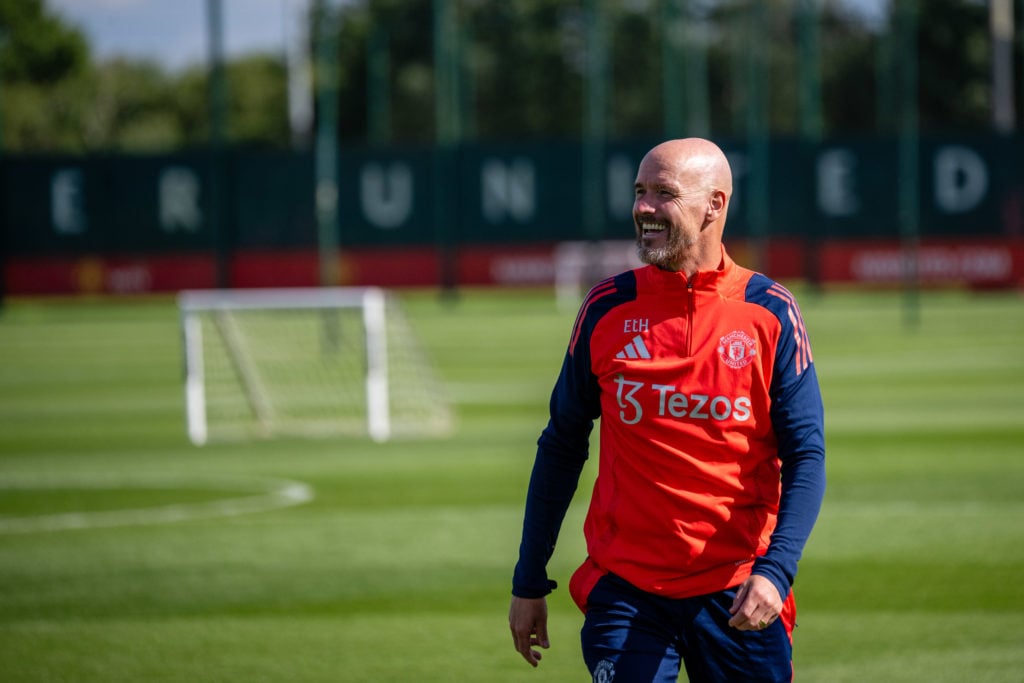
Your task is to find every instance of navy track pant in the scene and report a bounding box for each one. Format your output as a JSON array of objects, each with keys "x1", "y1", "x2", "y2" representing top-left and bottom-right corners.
[{"x1": 580, "y1": 574, "x2": 794, "y2": 683}]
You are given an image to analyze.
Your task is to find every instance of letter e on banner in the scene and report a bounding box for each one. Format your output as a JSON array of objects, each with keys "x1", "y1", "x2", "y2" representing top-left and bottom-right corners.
[
  {"x1": 817, "y1": 148, "x2": 860, "y2": 216},
  {"x1": 52, "y1": 168, "x2": 87, "y2": 235}
]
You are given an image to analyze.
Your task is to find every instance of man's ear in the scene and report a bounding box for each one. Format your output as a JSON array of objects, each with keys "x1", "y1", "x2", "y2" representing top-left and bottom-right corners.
[{"x1": 707, "y1": 189, "x2": 727, "y2": 219}]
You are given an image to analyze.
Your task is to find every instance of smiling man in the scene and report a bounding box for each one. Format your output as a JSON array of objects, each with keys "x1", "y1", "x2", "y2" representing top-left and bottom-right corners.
[
  {"x1": 509, "y1": 138, "x2": 826, "y2": 683},
  {"x1": 634, "y1": 138, "x2": 733, "y2": 273}
]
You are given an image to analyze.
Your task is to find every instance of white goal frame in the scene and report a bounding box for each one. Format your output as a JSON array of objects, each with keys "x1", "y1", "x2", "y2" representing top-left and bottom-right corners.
[
  {"x1": 554, "y1": 240, "x2": 642, "y2": 310},
  {"x1": 178, "y1": 287, "x2": 390, "y2": 445}
]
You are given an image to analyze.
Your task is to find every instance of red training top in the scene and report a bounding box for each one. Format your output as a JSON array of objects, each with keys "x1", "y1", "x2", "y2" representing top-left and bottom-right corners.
[{"x1": 513, "y1": 248, "x2": 826, "y2": 611}]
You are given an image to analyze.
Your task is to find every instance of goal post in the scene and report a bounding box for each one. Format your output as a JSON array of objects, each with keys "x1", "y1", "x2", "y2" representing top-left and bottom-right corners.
[
  {"x1": 554, "y1": 240, "x2": 641, "y2": 310},
  {"x1": 178, "y1": 287, "x2": 451, "y2": 445}
]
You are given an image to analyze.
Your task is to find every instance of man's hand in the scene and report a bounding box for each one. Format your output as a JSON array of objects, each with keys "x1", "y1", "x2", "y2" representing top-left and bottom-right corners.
[
  {"x1": 509, "y1": 596, "x2": 550, "y2": 667},
  {"x1": 728, "y1": 574, "x2": 783, "y2": 631}
]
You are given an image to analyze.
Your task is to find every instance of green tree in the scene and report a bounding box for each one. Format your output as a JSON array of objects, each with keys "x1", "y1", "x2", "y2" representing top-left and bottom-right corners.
[
  {"x1": 469, "y1": 0, "x2": 587, "y2": 140},
  {"x1": 225, "y1": 55, "x2": 290, "y2": 148},
  {"x1": 0, "y1": 0, "x2": 92, "y2": 151},
  {"x1": 329, "y1": 0, "x2": 896, "y2": 143},
  {"x1": 0, "y1": 0, "x2": 1014, "y2": 152},
  {"x1": 84, "y1": 59, "x2": 184, "y2": 151},
  {"x1": 914, "y1": 0, "x2": 991, "y2": 132},
  {"x1": 0, "y1": 0, "x2": 89, "y2": 83},
  {"x1": 819, "y1": 4, "x2": 877, "y2": 134},
  {"x1": 174, "y1": 55, "x2": 290, "y2": 150},
  {"x1": 0, "y1": 0, "x2": 290, "y2": 152}
]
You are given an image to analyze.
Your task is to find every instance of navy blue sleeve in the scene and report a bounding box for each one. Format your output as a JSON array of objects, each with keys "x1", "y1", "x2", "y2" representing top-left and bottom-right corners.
[
  {"x1": 511, "y1": 278, "x2": 624, "y2": 598},
  {"x1": 511, "y1": 339, "x2": 601, "y2": 597},
  {"x1": 746, "y1": 276, "x2": 827, "y2": 600}
]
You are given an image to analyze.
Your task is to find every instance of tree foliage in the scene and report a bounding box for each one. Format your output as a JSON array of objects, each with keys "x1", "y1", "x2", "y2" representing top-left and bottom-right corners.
[
  {"x1": 328, "y1": 0, "x2": 1016, "y2": 144},
  {"x1": 914, "y1": 0, "x2": 991, "y2": 131},
  {"x1": 0, "y1": 0, "x2": 91, "y2": 150},
  {"x1": 0, "y1": 0, "x2": 89, "y2": 83},
  {"x1": 0, "y1": 0, "x2": 289, "y2": 152},
  {"x1": 0, "y1": 0, "x2": 1017, "y2": 153}
]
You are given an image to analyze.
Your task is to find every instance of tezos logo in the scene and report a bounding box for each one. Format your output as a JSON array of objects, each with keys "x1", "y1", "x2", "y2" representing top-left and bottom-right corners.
[{"x1": 718, "y1": 330, "x2": 757, "y2": 369}]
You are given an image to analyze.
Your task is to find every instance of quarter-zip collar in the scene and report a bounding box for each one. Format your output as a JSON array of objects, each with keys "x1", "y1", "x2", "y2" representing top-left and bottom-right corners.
[
  {"x1": 641, "y1": 245, "x2": 738, "y2": 295},
  {"x1": 635, "y1": 247, "x2": 739, "y2": 358}
]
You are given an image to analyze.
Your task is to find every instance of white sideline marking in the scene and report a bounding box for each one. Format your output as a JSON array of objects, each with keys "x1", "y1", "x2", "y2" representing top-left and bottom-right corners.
[{"x1": 0, "y1": 474, "x2": 314, "y2": 534}]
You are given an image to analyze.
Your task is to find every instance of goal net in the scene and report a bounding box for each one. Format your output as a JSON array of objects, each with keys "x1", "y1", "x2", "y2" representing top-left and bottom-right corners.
[{"x1": 178, "y1": 287, "x2": 452, "y2": 445}]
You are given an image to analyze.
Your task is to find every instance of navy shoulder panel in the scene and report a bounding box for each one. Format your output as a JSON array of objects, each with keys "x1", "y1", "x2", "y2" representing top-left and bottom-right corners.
[
  {"x1": 569, "y1": 270, "x2": 638, "y2": 357},
  {"x1": 744, "y1": 273, "x2": 814, "y2": 378}
]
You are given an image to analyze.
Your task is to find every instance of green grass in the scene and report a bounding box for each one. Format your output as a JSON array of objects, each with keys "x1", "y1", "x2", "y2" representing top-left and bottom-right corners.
[{"x1": 0, "y1": 287, "x2": 1022, "y2": 682}]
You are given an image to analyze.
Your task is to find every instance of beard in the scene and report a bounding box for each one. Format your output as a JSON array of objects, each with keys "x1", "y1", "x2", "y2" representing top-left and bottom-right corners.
[{"x1": 636, "y1": 224, "x2": 693, "y2": 271}]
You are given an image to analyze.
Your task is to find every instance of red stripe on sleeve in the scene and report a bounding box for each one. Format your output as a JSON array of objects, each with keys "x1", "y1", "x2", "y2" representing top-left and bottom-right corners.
[
  {"x1": 767, "y1": 284, "x2": 813, "y2": 376},
  {"x1": 569, "y1": 279, "x2": 618, "y2": 357}
]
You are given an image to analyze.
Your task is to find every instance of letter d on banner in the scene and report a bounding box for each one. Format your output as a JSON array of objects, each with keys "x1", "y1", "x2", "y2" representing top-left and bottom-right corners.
[{"x1": 934, "y1": 146, "x2": 988, "y2": 213}]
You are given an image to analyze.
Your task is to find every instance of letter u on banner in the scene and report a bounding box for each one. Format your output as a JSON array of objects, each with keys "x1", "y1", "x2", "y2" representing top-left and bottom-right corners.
[{"x1": 361, "y1": 163, "x2": 414, "y2": 229}]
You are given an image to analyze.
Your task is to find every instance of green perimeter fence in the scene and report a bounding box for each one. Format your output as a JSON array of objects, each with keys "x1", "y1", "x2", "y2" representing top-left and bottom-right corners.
[{"x1": 4, "y1": 135, "x2": 1023, "y2": 258}]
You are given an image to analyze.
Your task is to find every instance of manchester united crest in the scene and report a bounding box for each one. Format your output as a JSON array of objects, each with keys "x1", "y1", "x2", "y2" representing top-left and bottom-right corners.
[
  {"x1": 718, "y1": 330, "x2": 757, "y2": 369},
  {"x1": 594, "y1": 659, "x2": 616, "y2": 683}
]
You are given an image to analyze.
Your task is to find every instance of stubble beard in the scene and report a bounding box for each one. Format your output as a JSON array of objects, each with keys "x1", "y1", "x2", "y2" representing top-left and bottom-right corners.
[{"x1": 636, "y1": 224, "x2": 694, "y2": 272}]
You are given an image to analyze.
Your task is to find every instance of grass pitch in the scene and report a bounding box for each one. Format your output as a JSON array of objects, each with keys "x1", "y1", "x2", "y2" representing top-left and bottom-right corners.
[{"x1": 0, "y1": 287, "x2": 1022, "y2": 682}]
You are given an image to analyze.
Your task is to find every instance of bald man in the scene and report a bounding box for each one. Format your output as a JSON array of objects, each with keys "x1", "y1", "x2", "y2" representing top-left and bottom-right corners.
[{"x1": 509, "y1": 138, "x2": 826, "y2": 682}]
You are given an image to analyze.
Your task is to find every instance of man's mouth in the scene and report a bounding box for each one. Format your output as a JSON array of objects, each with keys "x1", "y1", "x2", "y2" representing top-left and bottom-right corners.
[{"x1": 640, "y1": 222, "x2": 667, "y2": 236}]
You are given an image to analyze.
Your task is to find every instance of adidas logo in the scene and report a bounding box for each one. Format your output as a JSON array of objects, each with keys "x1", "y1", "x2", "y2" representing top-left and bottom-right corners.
[{"x1": 616, "y1": 335, "x2": 651, "y2": 360}]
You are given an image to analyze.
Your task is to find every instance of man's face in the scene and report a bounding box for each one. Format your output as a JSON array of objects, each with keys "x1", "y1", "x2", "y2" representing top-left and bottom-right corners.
[{"x1": 632, "y1": 155, "x2": 709, "y2": 271}]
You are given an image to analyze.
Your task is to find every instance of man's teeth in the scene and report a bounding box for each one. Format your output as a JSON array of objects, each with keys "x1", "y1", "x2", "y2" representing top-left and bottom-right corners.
[{"x1": 642, "y1": 223, "x2": 666, "y2": 233}]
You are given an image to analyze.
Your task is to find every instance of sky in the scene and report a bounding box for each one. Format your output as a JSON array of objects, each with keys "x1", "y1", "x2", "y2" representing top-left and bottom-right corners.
[
  {"x1": 49, "y1": 0, "x2": 888, "y2": 73},
  {"x1": 49, "y1": 0, "x2": 312, "y2": 72}
]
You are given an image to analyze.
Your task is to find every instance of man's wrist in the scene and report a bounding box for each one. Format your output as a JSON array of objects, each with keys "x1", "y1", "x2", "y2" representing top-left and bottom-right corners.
[
  {"x1": 750, "y1": 563, "x2": 790, "y2": 602},
  {"x1": 511, "y1": 578, "x2": 557, "y2": 599}
]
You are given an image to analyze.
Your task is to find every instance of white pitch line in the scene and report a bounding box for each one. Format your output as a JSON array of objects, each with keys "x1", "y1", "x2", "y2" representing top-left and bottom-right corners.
[{"x1": 0, "y1": 475, "x2": 314, "y2": 534}]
